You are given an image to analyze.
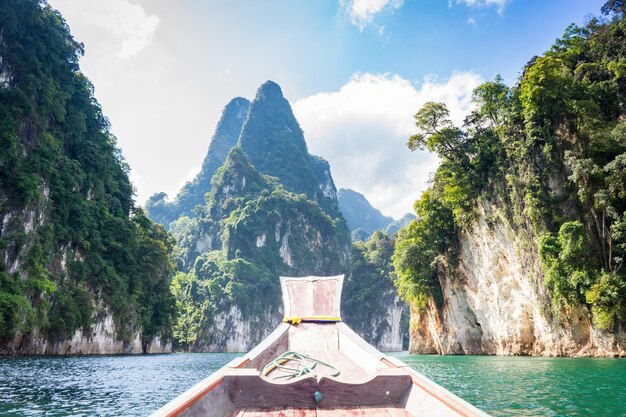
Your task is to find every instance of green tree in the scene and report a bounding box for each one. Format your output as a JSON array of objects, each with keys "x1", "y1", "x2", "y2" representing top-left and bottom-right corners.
[{"x1": 408, "y1": 102, "x2": 470, "y2": 166}]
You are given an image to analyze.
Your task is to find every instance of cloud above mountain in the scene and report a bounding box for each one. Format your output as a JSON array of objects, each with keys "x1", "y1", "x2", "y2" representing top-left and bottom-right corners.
[
  {"x1": 293, "y1": 71, "x2": 482, "y2": 218},
  {"x1": 341, "y1": 0, "x2": 404, "y2": 29},
  {"x1": 48, "y1": 0, "x2": 159, "y2": 58}
]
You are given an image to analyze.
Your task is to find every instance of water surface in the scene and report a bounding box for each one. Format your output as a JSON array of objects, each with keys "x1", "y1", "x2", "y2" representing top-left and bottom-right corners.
[
  {"x1": 0, "y1": 353, "x2": 625, "y2": 416},
  {"x1": 395, "y1": 353, "x2": 626, "y2": 417}
]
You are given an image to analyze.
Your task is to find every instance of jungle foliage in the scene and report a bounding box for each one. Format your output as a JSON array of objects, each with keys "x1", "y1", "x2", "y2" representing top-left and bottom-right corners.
[
  {"x1": 343, "y1": 231, "x2": 409, "y2": 348},
  {"x1": 168, "y1": 148, "x2": 350, "y2": 348},
  {"x1": 395, "y1": 2, "x2": 626, "y2": 330},
  {"x1": 0, "y1": 0, "x2": 175, "y2": 346}
]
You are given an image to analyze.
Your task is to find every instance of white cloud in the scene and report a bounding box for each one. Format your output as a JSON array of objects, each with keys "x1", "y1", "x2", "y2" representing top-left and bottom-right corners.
[
  {"x1": 455, "y1": 0, "x2": 509, "y2": 14},
  {"x1": 293, "y1": 72, "x2": 483, "y2": 218},
  {"x1": 341, "y1": 0, "x2": 404, "y2": 30},
  {"x1": 128, "y1": 167, "x2": 144, "y2": 201},
  {"x1": 48, "y1": 0, "x2": 159, "y2": 58}
]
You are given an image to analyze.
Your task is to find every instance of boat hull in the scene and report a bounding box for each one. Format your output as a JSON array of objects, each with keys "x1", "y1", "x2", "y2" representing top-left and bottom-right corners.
[{"x1": 151, "y1": 276, "x2": 490, "y2": 417}]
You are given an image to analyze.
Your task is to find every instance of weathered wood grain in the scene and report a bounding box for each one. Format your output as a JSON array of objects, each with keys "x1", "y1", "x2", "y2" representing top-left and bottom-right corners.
[
  {"x1": 360, "y1": 406, "x2": 411, "y2": 417},
  {"x1": 281, "y1": 276, "x2": 343, "y2": 317},
  {"x1": 241, "y1": 408, "x2": 316, "y2": 417},
  {"x1": 317, "y1": 406, "x2": 364, "y2": 416},
  {"x1": 225, "y1": 373, "x2": 411, "y2": 409}
]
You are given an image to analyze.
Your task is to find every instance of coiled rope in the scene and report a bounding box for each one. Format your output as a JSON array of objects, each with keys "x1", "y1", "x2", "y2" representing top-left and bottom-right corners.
[{"x1": 262, "y1": 351, "x2": 341, "y2": 380}]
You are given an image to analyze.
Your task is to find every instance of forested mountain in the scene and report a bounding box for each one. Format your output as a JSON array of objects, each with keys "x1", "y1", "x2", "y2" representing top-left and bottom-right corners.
[
  {"x1": 385, "y1": 213, "x2": 416, "y2": 236},
  {"x1": 170, "y1": 147, "x2": 351, "y2": 350},
  {"x1": 337, "y1": 188, "x2": 394, "y2": 240},
  {"x1": 394, "y1": 2, "x2": 626, "y2": 356},
  {"x1": 145, "y1": 81, "x2": 407, "y2": 351},
  {"x1": 146, "y1": 98, "x2": 250, "y2": 226},
  {"x1": 337, "y1": 188, "x2": 415, "y2": 241},
  {"x1": 0, "y1": 0, "x2": 175, "y2": 354},
  {"x1": 342, "y1": 231, "x2": 408, "y2": 350}
]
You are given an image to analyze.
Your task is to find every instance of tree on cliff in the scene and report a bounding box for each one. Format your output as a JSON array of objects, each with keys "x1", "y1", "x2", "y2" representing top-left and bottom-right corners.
[
  {"x1": 0, "y1": 0, "x2": 176, "y2": 349},
  {"x1": 395, "y1": 1, "x2": 626, "y2": 331}
]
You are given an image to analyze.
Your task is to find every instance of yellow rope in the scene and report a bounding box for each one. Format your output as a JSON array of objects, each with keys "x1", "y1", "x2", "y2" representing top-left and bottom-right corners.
[{"x1": 282, "y1": 315, "x2": 342, "y2": 325}]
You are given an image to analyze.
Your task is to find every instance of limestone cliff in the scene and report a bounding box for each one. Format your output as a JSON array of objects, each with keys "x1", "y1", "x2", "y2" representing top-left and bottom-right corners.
[
  {"x1": 0, "y1": 1, "x2": 175, "y2": 355},
  {"x1": 409, "y1": 203, "x2": 626, "y2": 357},
  {"x1": 397, "y1": 6, "x2": 626, "y2": 357},
  {"x1": 343, "y1": 232, "x2": 408, "y2": 352},
  {"x1": 16, "y1": 313, "x2": 171, "y2": 355}
]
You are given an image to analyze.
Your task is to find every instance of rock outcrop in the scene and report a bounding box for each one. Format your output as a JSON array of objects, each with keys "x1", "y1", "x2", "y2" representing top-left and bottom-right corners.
[
  {"x1": 146, "y1": 97, "x2": 250, "y2": 226},
  {"x1": 0, "y1": 1, "x2": 175, "y2": 355},
  {"x1": 410, "y1": 203, "x2": 626, "y2": 357},
  {"x1": 13, "y1": 313, "x2": 171, "y2": 355}
]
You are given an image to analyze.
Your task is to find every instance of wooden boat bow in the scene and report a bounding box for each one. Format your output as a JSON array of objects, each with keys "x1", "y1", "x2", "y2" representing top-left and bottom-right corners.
[{"x1": 151, "y1": 275, "x2": 491, "y2": 417}]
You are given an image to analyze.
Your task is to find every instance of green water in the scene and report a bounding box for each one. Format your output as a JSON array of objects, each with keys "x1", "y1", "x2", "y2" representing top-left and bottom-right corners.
[
  {"x1": 395, "y1": 353, "x2": 626, "y2": 417},
  {"x1": 0, "y1": 353, "x2": 624, "y2": 416}
]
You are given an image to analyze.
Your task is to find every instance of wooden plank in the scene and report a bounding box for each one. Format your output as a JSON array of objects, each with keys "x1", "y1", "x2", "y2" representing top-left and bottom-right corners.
[
  {"x1": 152, "y1": 370, "x2": 228, "y2": 417},
  {"x1": 242, "y1": 408, "x2": 316, "y2": 417},
  {"x1": 317, "y1": 374, "x2": 411, "y2": 407},
  {"x1": 288, "y1": 323, "x2": 339, "y2": 351},
  {"x1": 322, "y1": 349, "x2": 370, "y2": 382},
  {"x1": 360, "y1": 406, "x2": 412, "y2": 417},
  {"x1": 280, "y1": 276, "x2": 343, "y2": 317},
  {"x1": 317, "y1": 407, "x2": 364, "y2": 416},
  {"x1": 385, "y1": 405, "x2": 413, "y2": 417},
  {"x1": 227, "y1": 374, "x2": 318, "y2": 408},
  {"x1": 245, "y1": 324, "x2": 290, "y2": 370},
  {"x1": 404, "y1": 373, "x2": 489, "y2": 417},
  {"x1": 240, "y1": 406, "x2": 407, "y2": 417},
  {"x1": 178, "y1": 383, "x2": 234, "y2": 417},
  {"x1": 336, "y1": 324, "x2": 385, "y2": 375},
  {"x1": 312, "y1": 278, "x2": 341, "y2": 316},
  {"x1": 225, "y1": 373, "x2": 412, "y2": 409}
]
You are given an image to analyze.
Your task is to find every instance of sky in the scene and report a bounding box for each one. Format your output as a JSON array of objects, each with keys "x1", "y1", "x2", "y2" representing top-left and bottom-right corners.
[{"x1": 47, "y1": 0, "x2": 606, "y2": 219}]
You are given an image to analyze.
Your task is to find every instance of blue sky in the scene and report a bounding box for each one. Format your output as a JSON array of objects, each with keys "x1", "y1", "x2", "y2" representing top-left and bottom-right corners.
[{"x1": 49, "y1": 0, "x2": 606, "y2": 217}]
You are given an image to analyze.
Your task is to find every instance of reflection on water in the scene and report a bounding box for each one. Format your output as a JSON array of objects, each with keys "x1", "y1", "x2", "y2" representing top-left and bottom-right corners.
[
  {"x1": 0, "y1": 352, "x2": 625, "y2": 416},
  {"x1": 394, "y1": 353, "x2": 626, "y2": 417}
]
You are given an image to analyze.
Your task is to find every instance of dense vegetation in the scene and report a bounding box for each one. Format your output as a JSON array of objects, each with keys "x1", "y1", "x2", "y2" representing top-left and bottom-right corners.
[
  {"x1": 169, "y1": 147, "x2": 350, "y2": 349},
  {"x1": 146, "y1": 98, "x2": 250, "y2": 227},
  {"x1": 0, "y1": 0, "x2": 175, "y2": 348},
  {"x1": 395, "y1": 2, "x2": 626, "y2": 330},
  {"x1": 141, "y1": 78, "x2": 355, "y2": 350},
  {"x1": 337, "y1": 188, "x2": 394, "y2": 240},
  {"x1": 343, "y1": 231, "x2": 408, "y2": 348},
  {"x1": 238, "y1": 81, "x2": 343, "y2": 218}
]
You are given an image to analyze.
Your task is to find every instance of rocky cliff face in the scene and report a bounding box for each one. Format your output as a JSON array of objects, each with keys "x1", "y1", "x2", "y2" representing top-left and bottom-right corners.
[
  {"x1": 0, "y1": 1, "x2": 175, "y2": 355},
  {"x1": 345, "y1": 287, "x2": 406, "y2": 352},
  {"x1": 14, "y1": 313, "x2": 171, "y2": 355},
  {"x1": 397, "y1": 7, "x2": 626, "y2": 357},
  {"x1": 196, "y1": 305, "x2": 279, "y2": 353},
  {"x1": 410, "y1": 202, "x2": 626, "y2": 357},
  {"x1": 343, "y1": 231, "x2": 408, "y2": 352}
]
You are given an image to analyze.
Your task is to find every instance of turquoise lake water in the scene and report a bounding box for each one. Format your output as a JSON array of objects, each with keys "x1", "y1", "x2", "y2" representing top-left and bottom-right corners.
[{"x1": 0, "y1": 353, "x2": 625, "y2": 416}]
